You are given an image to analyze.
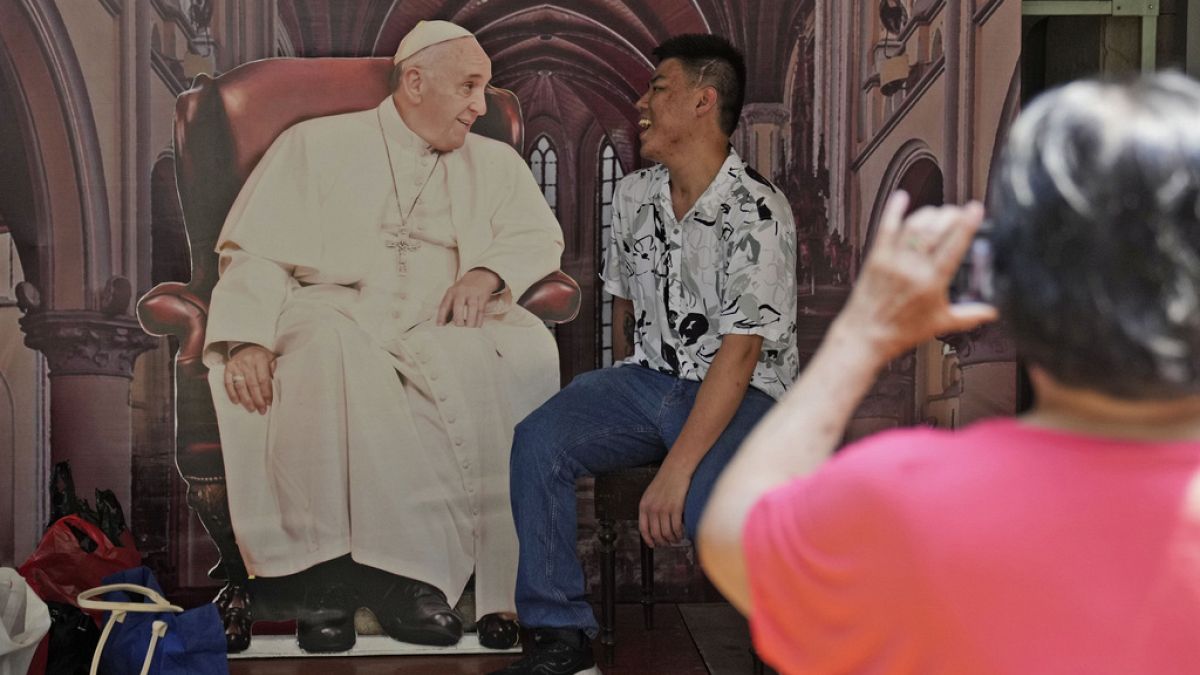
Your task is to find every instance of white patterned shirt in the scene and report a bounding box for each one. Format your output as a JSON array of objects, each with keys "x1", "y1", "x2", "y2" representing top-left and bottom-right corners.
[{"x1": 600, "y1": 149, "x2": 798, "y2": 400}]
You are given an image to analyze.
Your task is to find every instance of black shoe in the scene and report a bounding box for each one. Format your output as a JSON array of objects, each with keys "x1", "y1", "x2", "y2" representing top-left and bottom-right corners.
[
  {"x1": 477, "y1": 612, "x2": 521, "y2": 649},
  {"x1": 362, "y1": 573, "x2": 463, "y2": 646},
  {"x1": 296, "y1": 582, "x2": 357, "y2": 653},
  {"x1": 487, "y1": 628, "x2": 600, "y2": 675}
]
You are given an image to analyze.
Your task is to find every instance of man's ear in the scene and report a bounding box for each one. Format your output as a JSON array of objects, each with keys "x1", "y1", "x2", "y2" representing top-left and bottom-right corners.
[{"x1": 695, "y1": 86, "x2": 718, "y2": 119}]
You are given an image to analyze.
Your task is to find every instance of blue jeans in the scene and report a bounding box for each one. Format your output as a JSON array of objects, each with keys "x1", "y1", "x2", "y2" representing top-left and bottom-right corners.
[{"x1": 510, "y1": 365, "x2": 776, "y2": 634}]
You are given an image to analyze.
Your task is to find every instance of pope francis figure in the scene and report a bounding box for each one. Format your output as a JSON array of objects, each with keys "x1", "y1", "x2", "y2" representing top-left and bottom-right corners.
[{"x1": 202, "y1": 20, "x2": 562, "y2": 653}]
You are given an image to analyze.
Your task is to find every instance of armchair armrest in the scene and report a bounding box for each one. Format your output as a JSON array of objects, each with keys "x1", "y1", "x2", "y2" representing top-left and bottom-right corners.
[
  {"x1": 518, "y1": 271, "x2": 581, "y2": 324},
  {"x1": 136, "y1": 282, "x2": 210, "y2": 379}
]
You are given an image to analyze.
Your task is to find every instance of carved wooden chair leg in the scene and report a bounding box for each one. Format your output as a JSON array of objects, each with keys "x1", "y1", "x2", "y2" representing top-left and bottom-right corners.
[
  {"x1": 186, "y1": 478, "x2": 247, "y2": 581},
  {"x1": 187, "y1": 478, "x2": 252, "y2": 652},
  {"x1": 639, "y1": 540, "x2": 654, "y2": 629},
  {"x1": 598, "y1": 516, "x2": 617, "y2": 665}
]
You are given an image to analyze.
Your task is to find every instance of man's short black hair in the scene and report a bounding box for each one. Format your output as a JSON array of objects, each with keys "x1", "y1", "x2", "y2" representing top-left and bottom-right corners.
[
  {"x1": 988, "y1": 72, "x2": 1200, "y2": 400},
  {"x1": 652, "y1": 34, "x2": 747, "y2": 136}
]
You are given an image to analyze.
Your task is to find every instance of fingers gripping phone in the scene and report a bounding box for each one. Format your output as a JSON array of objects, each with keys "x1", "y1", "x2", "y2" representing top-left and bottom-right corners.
[{"x1": 950, "y1": 230, "x2": 994, "y2": 304}]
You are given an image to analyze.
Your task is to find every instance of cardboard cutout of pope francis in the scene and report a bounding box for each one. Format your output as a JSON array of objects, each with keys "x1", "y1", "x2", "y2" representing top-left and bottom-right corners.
[{"x1": 202, "y1": 20, "x2": 562, "y2": 653}]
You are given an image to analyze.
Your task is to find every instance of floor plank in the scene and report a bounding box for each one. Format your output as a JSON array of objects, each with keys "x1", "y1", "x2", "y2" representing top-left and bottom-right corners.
[{"x1": 678, "y1": 604, "x2": 776, "y2": 675}]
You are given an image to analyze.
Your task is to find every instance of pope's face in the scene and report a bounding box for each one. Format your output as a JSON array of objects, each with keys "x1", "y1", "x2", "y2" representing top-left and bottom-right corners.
[{"x1": 414, "y1": 39, "x2": 491, "y2": 152}]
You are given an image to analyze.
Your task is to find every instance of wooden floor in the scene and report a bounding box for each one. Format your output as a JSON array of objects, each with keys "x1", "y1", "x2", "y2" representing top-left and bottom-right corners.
[{"x1": 229, "y1": 603, "x2": 776, "y2": 674}]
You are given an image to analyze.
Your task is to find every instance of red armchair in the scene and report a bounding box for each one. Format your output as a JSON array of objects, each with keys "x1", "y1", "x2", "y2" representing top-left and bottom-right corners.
[{"x1": 136, "y1": 57, "x2": 579, "y2": 633}]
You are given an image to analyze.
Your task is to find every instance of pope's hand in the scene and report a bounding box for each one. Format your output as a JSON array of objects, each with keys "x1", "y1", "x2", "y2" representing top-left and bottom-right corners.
[
  {"x1": 437, "y1": 268, "x2": 502, "y2": 328},
  {"x1": 224, "y1": 344, "x2": 277, "y2": 415},
  {"x1": 836, "y1": 191, "x2": 998, "y2": 361}
]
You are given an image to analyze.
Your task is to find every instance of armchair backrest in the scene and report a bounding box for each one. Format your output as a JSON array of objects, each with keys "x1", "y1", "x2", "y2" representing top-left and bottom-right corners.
[{"x1": 173, "y1": 57, "x2": 524, "y2": 297}]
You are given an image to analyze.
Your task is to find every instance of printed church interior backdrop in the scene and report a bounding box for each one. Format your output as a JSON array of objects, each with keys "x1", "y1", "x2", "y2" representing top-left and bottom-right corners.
[{"x1": 0, "y1": 0, "x2": 1191, "y2": 637}]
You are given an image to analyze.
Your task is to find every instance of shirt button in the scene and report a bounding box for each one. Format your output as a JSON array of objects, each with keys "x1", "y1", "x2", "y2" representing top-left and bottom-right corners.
[
  {"x1": 461, "y1": 461, "x2": 470, "y2": 470},
  {"x1": 391, "y1": 310, "x2": 402, "y2": 319},
  {"x1": 447, "y1": 415, "x2": 456, "y2": 424},
  {"x1": 397, "y1": 292, "x2": 408, "y2": 300},
  {"x1": 429, "y1": 372, "x2": 439, "y2": 381},
  {"x1": 438, "y1": 394, "x2": 448, "y2": 402},
  {"x1": 454, "y1": 437, "x2": 464, "y2": 447}
]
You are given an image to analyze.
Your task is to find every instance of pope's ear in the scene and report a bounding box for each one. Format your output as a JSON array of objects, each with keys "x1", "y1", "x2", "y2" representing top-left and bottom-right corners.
[{"x1": 400, "y1": 66, "x2": 424, "y2": 100}]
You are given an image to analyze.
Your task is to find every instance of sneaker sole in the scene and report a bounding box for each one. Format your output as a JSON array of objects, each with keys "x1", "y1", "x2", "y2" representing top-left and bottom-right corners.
[{"x1": 576, "y1": 667, "x2": 602, "y2": 675}]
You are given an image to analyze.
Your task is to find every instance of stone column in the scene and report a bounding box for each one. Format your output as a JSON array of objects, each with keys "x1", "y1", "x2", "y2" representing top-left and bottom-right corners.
[
  {"x1": 736, "y1": 103, "x2": 791, "y2": 182},
  {"x1": 940, "y1": 322, "x2": 1017, "y2": 425},
  {"x1": 19, "y1": 285, "x2": 156, "y2": 509}
]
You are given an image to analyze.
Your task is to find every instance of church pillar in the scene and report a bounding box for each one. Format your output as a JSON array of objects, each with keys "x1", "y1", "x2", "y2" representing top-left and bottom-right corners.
[
  {"x1": 940, "y1": 322, "x2": 1017, "y2": 425},
  {"x1": 19, "y1": 282, "x2": 156, "y2": 509},
  {"x1": 736, "y1": 103, "x2": 791, "y2": 183}
]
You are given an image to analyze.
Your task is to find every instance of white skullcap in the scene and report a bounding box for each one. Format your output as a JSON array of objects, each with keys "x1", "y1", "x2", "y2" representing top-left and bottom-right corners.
[{"x1": 393, "y1": 20, "x2": 476, "y2": 64}]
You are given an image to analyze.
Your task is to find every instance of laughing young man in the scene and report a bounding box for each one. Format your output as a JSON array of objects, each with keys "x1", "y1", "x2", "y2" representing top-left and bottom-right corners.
[{"x1": 494, "y1": 34, "x2": 798, "y2": 675}]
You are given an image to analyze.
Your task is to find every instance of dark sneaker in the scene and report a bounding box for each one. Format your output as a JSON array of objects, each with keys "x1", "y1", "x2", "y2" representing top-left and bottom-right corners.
[
  {"x1": 487, "y1": 628, "x2": 601, "y2": 675},
  {"x1": 477, "y1": 612, "x2": 521, "y2": 649}
]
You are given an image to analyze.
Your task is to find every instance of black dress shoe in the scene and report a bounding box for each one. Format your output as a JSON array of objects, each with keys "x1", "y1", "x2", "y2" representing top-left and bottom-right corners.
[
  {"x1": 477, "y1": 612, "x2": 521, "y2": 649},
  {"x1": 297, "y1": 582, "x2": 357, "y2": 653},
  {"x1": 364, "y1": 575, "x2": 463, "y2": 646}
]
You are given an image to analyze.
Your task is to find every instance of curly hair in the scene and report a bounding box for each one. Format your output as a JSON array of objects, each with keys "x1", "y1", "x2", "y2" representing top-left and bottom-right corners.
[{"x1": 987, "y1": 72, "x2": 1200, "y2": 400}]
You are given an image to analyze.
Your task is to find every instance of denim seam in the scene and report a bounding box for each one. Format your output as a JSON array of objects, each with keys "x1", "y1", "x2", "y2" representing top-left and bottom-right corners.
[{"x1": 539, "y1": 424, "x2": 660, "y2": 613}]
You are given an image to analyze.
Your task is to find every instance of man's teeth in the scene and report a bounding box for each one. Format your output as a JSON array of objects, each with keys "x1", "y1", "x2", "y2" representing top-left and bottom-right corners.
[{"x1": 638, "y1": 119, "x2": 651, "y2": 129}]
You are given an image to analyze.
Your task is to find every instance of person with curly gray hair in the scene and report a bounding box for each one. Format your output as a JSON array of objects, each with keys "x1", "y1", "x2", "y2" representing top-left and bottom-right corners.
[{"x1": 700, "y1": 72, "x2": 1200, "y2": 674}]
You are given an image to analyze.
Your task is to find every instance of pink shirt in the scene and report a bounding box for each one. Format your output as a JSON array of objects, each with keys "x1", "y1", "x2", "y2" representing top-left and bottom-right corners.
[{"x1": 744, "y1": 419, "x2": 1200, "y2": 674}]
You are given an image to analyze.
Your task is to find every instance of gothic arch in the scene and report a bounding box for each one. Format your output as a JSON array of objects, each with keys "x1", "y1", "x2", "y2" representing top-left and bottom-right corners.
[
  {"x1": 864, "y1": 140, "x2": 944, "y2": 251},
  {"x1": 0, "y1": 0, "x2": 112, "y2": 310}
]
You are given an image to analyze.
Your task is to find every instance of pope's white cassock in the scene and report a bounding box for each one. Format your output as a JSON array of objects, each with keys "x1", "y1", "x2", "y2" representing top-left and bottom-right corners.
[{"x1": 201, "y1": 96, "x2": 563, "y2": 618}]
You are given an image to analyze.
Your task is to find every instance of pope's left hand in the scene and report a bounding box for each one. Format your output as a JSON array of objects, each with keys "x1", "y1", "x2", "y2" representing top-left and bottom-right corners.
[
  {"x1": 437, "y1": 268, "x2": 502, "y2": 328},
  {"x1": 639, "y1": 461, "x2": 694, "y2": 548}
]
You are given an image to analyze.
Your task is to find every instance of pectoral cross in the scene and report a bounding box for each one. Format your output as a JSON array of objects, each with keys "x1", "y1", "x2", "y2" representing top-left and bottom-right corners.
[{"x1": 382, "y1": 226, "x2": 422, "y2": 276}]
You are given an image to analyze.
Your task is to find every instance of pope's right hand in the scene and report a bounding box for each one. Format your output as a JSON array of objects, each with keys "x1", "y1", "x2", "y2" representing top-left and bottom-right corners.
[{"x1": 224, "y1": 344, "x2": 277, "y2": 414}]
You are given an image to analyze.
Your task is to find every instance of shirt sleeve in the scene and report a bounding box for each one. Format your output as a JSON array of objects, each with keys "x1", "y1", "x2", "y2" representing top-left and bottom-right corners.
[
  {"x1": 717, "y1": 199, "x2": 796, "y2": 346},
  {"x1": 203, "y1": 248, "x2": 293, "y2": 369},
  {"x1": 742, "y1": 440, "x2": 914, "y2": 674},
  {"x1": 599, "y1": 178, "x2": 631, "y2": 300},
  {"x1": 465, "y1": 143, "x2": 564, "y2": 303}
]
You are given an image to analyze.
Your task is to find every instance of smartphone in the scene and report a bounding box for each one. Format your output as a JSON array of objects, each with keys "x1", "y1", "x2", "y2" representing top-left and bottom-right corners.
[{"x1": 950, "y1": 230, "x2": 994, "y2": 304}]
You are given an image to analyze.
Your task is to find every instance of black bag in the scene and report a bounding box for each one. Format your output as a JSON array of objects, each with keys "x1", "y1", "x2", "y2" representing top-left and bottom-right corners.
[
  {"x1": 47, "y1": 462, "x2": 130, "y2": 548},
  {"x1": 43, "y1": 602, "x2": 100, "y2": 675}
]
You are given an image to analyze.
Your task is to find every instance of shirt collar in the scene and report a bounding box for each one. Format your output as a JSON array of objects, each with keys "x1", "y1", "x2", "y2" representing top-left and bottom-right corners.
[
  {"x1": 377, "y1": 97, "x2": 438, "y2": 157},
  {"x1": 653, "y1": 148, "x2": 745, "y2": 223}
]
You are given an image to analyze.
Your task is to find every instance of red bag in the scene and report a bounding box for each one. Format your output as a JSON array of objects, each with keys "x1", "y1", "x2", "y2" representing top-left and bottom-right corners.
[{"x1": 18, "y1": 514, "x2": 141, "y2": 612}]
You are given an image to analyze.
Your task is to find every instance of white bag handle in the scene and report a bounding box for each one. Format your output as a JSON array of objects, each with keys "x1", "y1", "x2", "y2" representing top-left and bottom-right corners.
[
  {"x1": 77, "y1": 584, "x2": 184, "y2": 675},
  {"x1": 77, "y1": 583, "x2": 184, "y2": 614}
]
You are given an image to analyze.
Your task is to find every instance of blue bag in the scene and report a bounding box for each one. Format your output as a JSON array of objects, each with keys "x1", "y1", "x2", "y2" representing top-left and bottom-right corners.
[{"x1": 77, "y1": 567, "x2": 227, "y2": 675}]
